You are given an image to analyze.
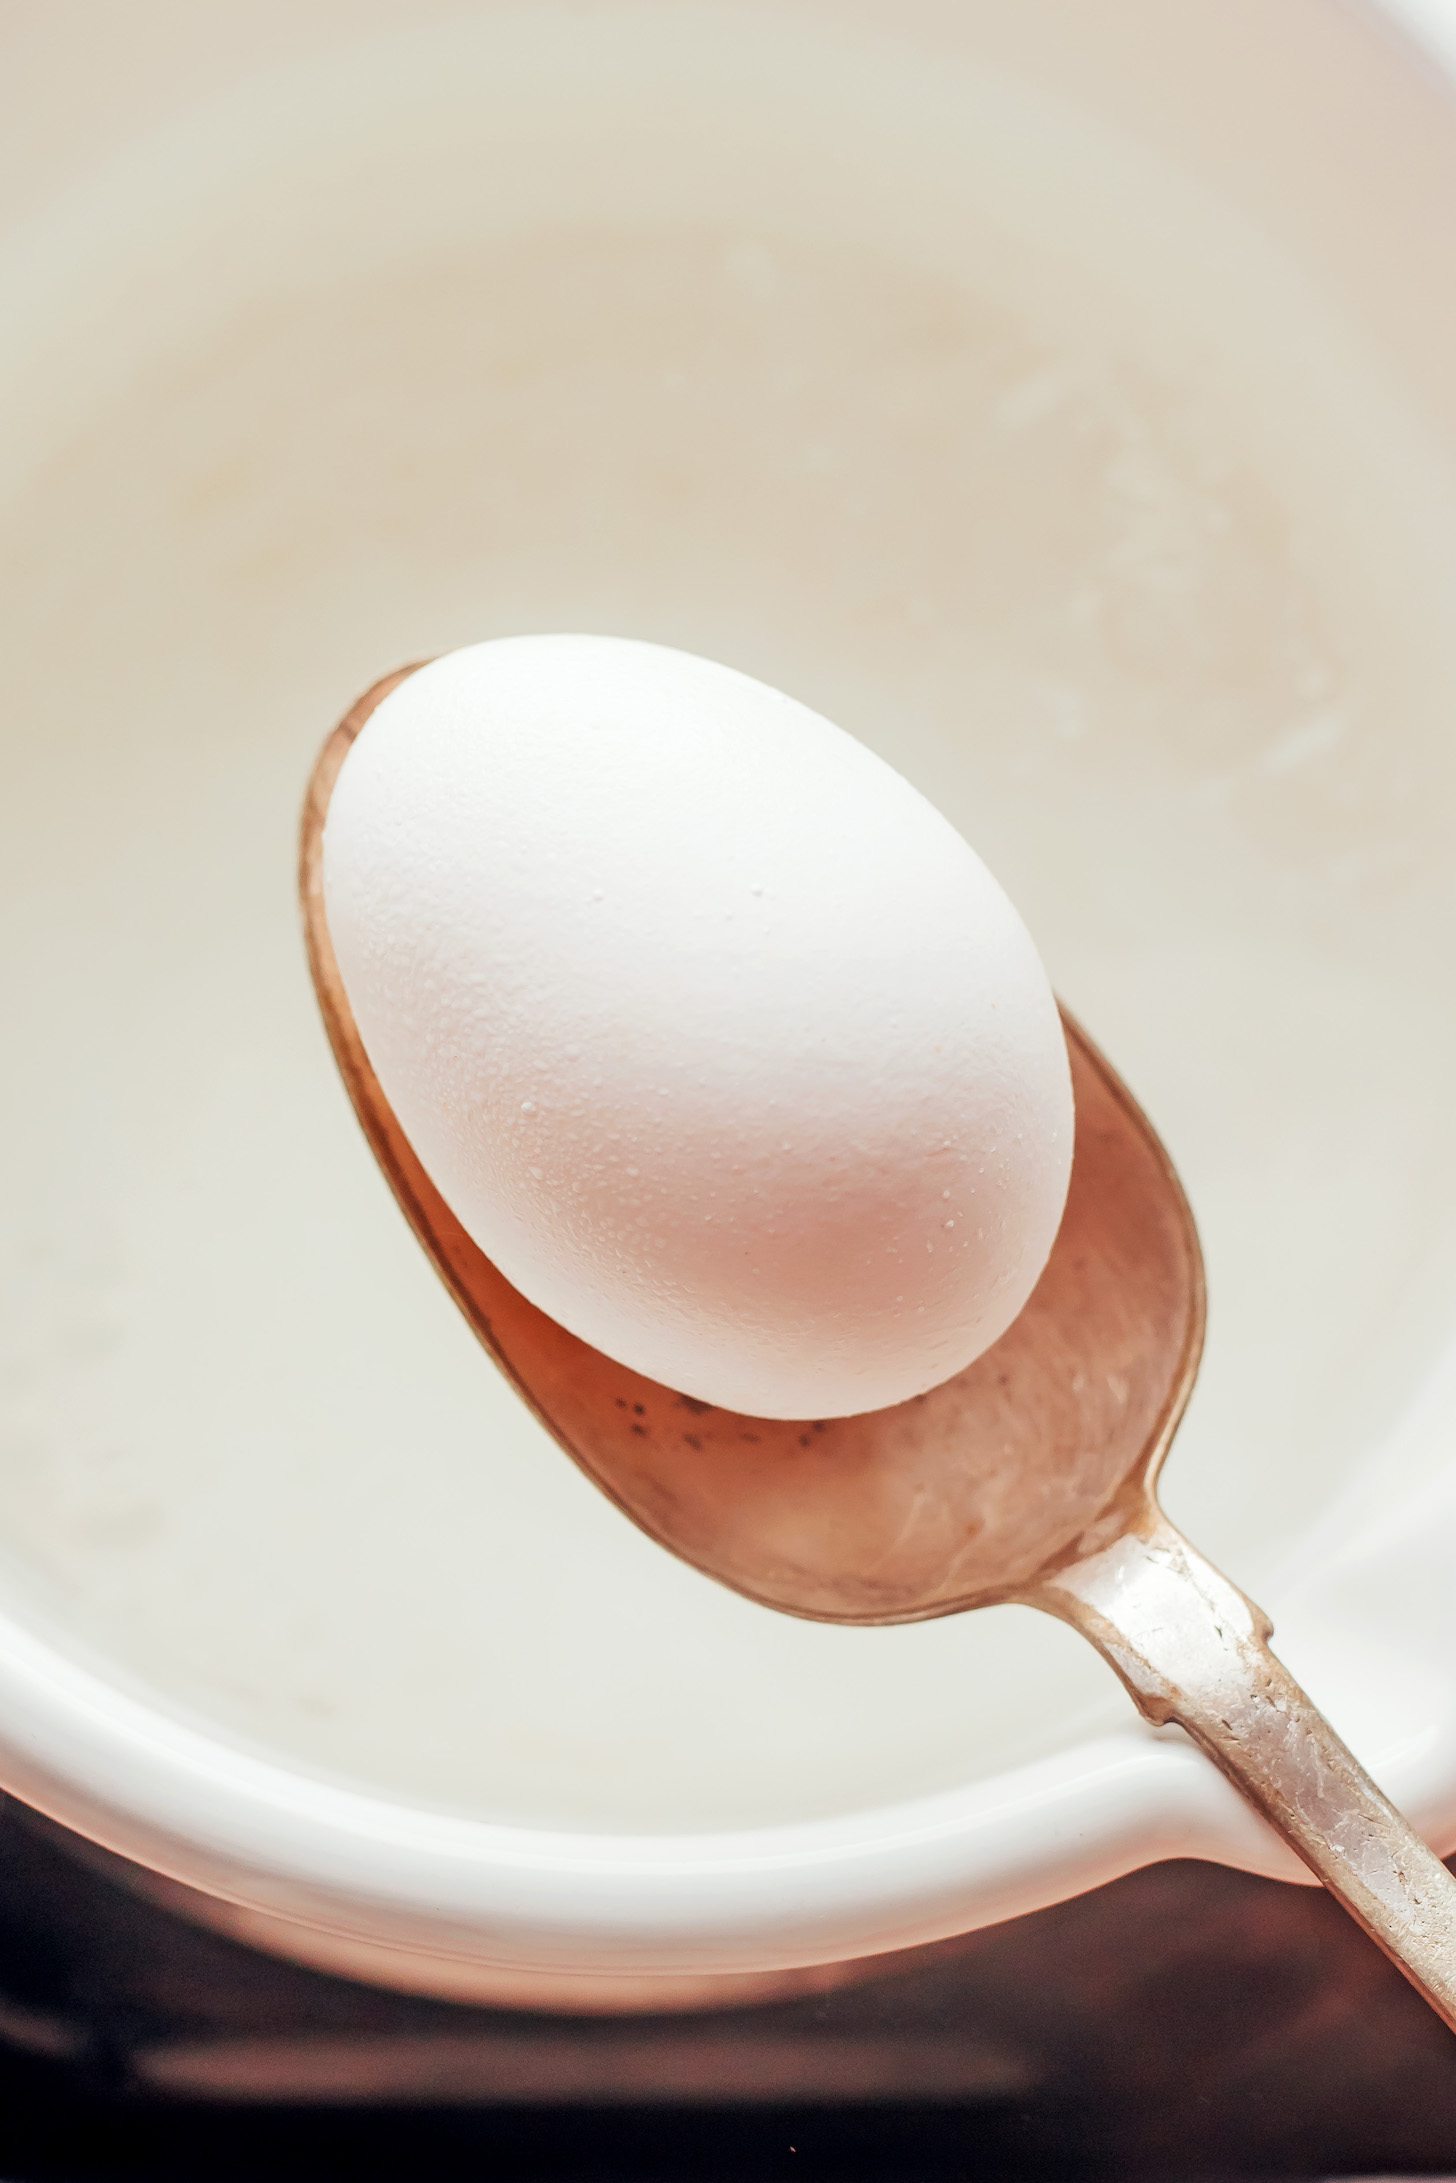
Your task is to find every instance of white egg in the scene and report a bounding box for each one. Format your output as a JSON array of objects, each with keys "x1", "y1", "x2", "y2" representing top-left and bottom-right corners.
[{"x1": 322, "y1": 636, "x2": 1073, "y2": 1418}]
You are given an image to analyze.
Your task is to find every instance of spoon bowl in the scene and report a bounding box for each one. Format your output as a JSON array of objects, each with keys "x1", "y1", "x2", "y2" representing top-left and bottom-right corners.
[{"x1": 303, "y1": 665, "x2": 1456, "y2": 2031}]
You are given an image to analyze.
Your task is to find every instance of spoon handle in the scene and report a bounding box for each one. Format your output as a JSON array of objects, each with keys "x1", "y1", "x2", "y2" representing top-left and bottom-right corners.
[{"x1": 1031, "y1": 1507, "x2": 1456, "y2": 2032}]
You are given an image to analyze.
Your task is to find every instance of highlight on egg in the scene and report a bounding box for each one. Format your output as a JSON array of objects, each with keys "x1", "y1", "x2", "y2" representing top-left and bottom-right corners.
[{"x1": 321, "y1": 635, "x2": 1074, "y2": 1419}]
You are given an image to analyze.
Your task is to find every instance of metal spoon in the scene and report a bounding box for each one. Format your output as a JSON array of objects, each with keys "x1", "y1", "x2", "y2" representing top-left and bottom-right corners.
[{"x1": 302, "y1": 664, "x2": 1456, "y2": 2031}]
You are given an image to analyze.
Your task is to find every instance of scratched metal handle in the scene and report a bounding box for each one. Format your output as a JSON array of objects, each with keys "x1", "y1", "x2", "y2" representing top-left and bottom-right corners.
[{"x1": 1031, "y1": 1507, "x2": 1456, "y2": 2034}]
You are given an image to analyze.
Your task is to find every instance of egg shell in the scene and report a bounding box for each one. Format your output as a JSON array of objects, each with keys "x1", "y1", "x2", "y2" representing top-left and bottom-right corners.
[{"x1": 322, "y1": 635, "x2": 1073, "y2": 1418}]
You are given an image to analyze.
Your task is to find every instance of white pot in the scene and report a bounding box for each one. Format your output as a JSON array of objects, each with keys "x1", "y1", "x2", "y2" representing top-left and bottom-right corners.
[{"x1": 2, "y1": 0, "x2": 1456, "y2": 2011}]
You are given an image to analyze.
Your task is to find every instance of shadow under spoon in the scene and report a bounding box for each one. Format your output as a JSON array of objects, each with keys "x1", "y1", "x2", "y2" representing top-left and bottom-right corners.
[{"x1": 302, "y1": 664, "x2": 1456, "y2": 2033}]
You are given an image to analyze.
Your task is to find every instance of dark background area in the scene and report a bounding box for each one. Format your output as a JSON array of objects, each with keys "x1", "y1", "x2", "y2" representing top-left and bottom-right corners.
[{"x1": 2, "y1": 1799, "x2": 1456, "y2": 2177}]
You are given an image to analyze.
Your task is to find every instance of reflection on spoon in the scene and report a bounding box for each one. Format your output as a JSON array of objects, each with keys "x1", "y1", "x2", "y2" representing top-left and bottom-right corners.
[{"x1": 303, "y1": 665, "x2": 1456, "y2": 2033}]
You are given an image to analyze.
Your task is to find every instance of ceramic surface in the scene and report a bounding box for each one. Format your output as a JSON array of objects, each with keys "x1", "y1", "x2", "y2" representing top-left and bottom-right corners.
[{"x1": 1, "y1": 0, "x2": 1456, "y2": 2006}]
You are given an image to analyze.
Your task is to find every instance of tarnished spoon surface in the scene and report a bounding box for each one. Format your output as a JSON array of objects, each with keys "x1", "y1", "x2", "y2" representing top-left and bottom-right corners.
[{"x1": 303, "y1": 666, "x2": 1456, "y2": 2032}]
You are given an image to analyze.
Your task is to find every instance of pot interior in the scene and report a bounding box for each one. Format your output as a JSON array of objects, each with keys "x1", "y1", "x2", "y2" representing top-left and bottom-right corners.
[{"x1": 1, "y1": 2, "x2": 1455, "y2": 1832}]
